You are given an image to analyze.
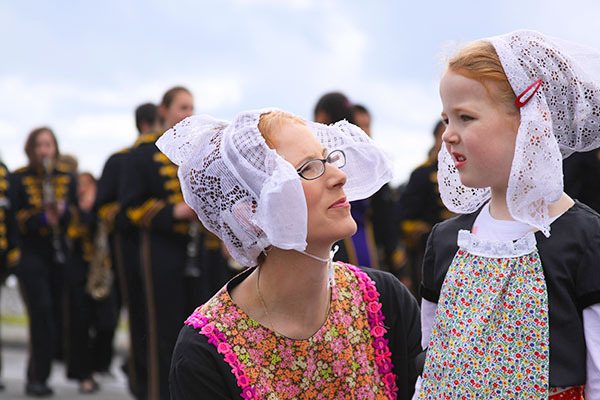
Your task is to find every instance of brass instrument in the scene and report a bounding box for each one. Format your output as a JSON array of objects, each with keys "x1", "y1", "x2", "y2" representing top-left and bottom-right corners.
[
  {"x1": 42, "y1": 157, "x2": 66, "y2": 264},
  {"x1": 86, "y1": 219, "x2": 114, "y2": 300}
]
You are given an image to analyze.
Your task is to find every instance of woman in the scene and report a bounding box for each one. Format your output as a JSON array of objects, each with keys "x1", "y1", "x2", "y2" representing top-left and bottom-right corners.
[
  {"x1": 11, "y1": 127, "x2": 78, "y2": 396},
  {"x1": 160, "y1": 109, "x2": 422, "y2": 399}
]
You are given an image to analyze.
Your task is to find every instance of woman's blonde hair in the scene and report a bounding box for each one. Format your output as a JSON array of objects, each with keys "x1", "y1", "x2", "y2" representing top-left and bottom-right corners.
[
  {"x1": 448, "y1": 40, "x2": 518, "y2": 114},
  {"x1": 258, "y1": 111, "x2": 305, "y2": 149}
]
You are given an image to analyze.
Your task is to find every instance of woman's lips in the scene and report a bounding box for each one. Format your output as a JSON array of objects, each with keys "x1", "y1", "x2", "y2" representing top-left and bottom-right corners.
[
  {"x1": 329, "y1": 197, "x2": 350, "y2": 209},
  {"x1": 453, "y1": 152, "x2": 467, "y2": 169}
]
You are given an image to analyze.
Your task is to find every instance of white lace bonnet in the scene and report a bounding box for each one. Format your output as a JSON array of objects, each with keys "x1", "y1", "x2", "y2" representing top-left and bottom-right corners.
[
  {"x1": 156, "y1": 109, "x2": 393, "y2": 267},
  {"x1": 438, "y1": 29, "x2": 600, "y2": 236}
]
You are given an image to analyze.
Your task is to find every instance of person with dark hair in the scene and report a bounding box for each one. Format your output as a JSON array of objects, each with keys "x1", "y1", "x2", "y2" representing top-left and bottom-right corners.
[
  {"x1": 11, "y1": 127, "x2": 78, "y2": 397},
  {"x1": 75, "y1": 170, "x2": 120, "y2": 390},
  {"x1": 60, "y1": 165, "x2": 100, "y2": 394},
  {"x1": 314, "y1": 96, "x2": 390, "y2": 270},
  {"x1": 396, "y1": 120, "x2": 453, "y2": 295},
  {"x1": 121, "y1": 87, "x2": 207, "y2": 400},
  {"x1": 93, "y1": 102, "x2": 161, "y2": 398},
  {"x1": 314, "y1": 91, "x2": 355, "y2": 125},
  {"x1": 352, "y1": 103, "x2": 371, "y2": 137},
  {"x1": 0, "y1": 160, "x2": 21, "y2": 391}
]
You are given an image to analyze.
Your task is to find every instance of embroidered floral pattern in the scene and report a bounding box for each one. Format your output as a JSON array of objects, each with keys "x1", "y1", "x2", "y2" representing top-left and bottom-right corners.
[
  {"x1": 420, "y1": 248, "x2": 549, "y2": 399},
  {"x1": 185, "y1": 263, "x2": 397, "y2": 399}
]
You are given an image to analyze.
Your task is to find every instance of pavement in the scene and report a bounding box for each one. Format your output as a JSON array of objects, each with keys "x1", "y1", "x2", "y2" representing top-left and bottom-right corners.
[{"x1": 1, "y1": 277, "x2": 135, "y2": 400}]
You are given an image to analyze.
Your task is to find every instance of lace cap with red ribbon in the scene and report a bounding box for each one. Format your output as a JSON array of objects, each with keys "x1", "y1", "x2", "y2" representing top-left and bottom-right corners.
[{"x1": 437, "y1": 30, "x2": 600, "y2": 236}]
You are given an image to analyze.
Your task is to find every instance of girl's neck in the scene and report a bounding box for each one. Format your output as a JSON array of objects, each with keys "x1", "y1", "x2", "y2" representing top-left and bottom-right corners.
[
  {"x1": 488, "y1": 188, "x2": 513, "y2": 220},
  {"x1": 488, "y1": 189, "x2": 574, "y2": 221}
]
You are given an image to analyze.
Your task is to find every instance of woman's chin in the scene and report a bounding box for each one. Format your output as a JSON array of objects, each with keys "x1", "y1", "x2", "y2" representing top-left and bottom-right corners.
[
  {"x1": 308, "y1": 219, "x2": 357, "y2": 248},
  {"x1": 334, "y1": 219, "x2": 358, "y2": 241}
]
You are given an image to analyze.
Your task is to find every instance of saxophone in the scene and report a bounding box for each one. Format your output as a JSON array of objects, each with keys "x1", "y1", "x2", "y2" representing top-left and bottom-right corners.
[
  {"x1": 42, "y1": 157, "x2": 66, "y2": 265},
  {"x1": 86, "y1": 219, "x2": 114, "y2": 300}
]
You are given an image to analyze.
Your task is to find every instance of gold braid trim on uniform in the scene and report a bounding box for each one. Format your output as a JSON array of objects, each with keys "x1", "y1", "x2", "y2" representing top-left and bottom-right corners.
[
  {"x1": 401, "y1": 219, "x2": 432, "y2": 235},
  {"x1": 16, "y1": 208, "x2": 38, "y2": 233},
  {"x1": 141, "y1": 200, "x2": 166, "y2": 228},
  {"x1": 66, "y1": 205, "x2": 84, "y2": 240},
  {"x1": 127, "y1": 199, "x2": 166, "y2": 229},
  {"x1": 204, "y1": 230, "x2": 222, "y2": 250},
  {"x1": 98, "y1": 202, "x2": 120, "y2": 228},
  {"x1": 133, "y1": 132, "x2": 161, "y2": 148},
  {"x1": 173, "y1": 222, "x2": 189, "y2": 235},
  {"x1": 159, "y1": 165, "x2": 177, "y2": 177},
  {"x1": 7, "y1": 248, "x2": 21, "y2": 268}
]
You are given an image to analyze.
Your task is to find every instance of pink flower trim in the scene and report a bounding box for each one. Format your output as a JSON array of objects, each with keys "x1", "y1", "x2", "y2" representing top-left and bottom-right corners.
[
  {"x1": 340, "y1": 263, "x2": 398, "y2": 400},
  {"x1": 185, "y1": 310, "x2": 257, "y2": 400}
]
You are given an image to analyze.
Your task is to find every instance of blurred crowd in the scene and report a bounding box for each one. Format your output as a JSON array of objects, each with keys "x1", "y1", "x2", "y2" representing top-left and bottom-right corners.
[{"x1": 0, "y1": 86, "x2": 598, "y2": 399}]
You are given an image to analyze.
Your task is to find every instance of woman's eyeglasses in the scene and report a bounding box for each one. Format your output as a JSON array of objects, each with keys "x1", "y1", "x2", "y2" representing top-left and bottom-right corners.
[{"x1": 296, "y1": 150, "x2": 346, "y2": 180}]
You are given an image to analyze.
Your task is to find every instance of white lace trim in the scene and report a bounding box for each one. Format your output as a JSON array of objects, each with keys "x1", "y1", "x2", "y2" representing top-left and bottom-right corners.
[{"x1": 457, "y1": 229, "x2": 537, "y2": 258}]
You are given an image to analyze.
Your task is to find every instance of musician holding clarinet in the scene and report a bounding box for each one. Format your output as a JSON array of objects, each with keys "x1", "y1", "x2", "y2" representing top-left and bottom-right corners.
[{"x1": 10, "y1": 127, "x2": 77, "y2": 397}]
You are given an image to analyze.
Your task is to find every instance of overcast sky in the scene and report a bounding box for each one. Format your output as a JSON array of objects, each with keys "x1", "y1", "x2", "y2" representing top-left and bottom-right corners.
[{"x1": 1, "y1": 0, "x2": 598, "y2": 185}]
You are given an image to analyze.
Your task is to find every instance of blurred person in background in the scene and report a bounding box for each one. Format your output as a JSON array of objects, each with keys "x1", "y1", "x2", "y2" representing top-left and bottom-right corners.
[
  {"x1": 61, "y1": 168, "x2": 100, "y2": 394},
  {"x1": 96, "y1": 102, "x2": 160, "y2": 399},
  {"x1": 79, "y1": 171, "x2": 120, "y2": 387},
  {"x1": 10, "y1": 127, "x2": 77, "y2": 397},
  {"x1": 314, "y1": 92, "x2": 394, "y2": 270},
  {"x1": 0, "y1": 160, "x2": 21, "y2": 391},
  {"x1": 352, "y1": 103, "x2": 406, "y2": 275},
  {"x1": 396, "y1": 120, "x2": 452, "y2": 296},
  {"x1": 121, "y1": 86, "x2": 205, "y2": 399},
  {"x1": 563, "y1": 149, "x2": 600, "y2": 214}
]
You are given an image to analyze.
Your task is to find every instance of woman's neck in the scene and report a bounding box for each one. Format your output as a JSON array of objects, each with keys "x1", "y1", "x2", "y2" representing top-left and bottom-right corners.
[{"x1": 232, "y1": 246, "x2": 332, "y2": 340}]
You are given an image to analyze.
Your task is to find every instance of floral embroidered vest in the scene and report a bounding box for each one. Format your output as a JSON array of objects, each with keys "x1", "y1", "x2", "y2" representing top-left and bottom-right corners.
[{"x1": 185, "y1": 262, "x2": 398, "y2": 399}]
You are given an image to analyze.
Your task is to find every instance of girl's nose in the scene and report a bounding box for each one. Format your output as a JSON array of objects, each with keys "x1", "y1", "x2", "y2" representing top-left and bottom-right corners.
[{"x1": 441, "y1": 125, "x2": 456, "y2": 144}]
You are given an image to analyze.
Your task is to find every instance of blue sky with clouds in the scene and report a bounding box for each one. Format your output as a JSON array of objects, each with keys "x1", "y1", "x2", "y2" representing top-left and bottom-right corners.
[{"x1": 1, "y1": 0, "x2": 598, "y2": 184}]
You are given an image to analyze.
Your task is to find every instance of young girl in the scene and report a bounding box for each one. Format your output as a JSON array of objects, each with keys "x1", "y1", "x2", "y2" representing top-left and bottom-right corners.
[{"x1": 418, "y1": 30, "x2": 600, "y2": 399}]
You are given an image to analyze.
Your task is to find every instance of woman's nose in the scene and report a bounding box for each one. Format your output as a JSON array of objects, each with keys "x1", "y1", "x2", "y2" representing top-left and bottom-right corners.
[{"x1": 327, "y1": 163, "x2": 347, "y2": 188}]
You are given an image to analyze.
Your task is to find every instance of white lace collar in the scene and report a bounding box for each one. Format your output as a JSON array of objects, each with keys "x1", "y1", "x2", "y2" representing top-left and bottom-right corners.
[{"x1": 457, "y1": 229, "x2": 537, "y2": 258}]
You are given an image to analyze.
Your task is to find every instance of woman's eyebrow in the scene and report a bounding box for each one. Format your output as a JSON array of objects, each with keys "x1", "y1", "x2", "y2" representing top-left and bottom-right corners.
[{"x1": 297, "y1": 148, "x2": 327, "y2": 167}]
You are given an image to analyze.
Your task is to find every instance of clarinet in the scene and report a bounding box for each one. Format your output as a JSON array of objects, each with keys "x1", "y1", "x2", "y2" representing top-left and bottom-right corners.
[
  {"x1": 183, "y1": 220, "x2": 202, "y2": 278},
  {"x1": 42, "y1": 157, "x2": 66, "y2": 265}
]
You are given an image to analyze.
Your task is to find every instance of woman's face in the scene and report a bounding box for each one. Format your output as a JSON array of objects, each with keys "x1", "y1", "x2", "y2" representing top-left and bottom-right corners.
[
  {"x1": 271, "y1": 121, "x2": 357, "y2": 249},
  {"x1": 440, "y1": 70, "x2": 520, "y2": 191},
  {"x1": 34, "y1": 130, "x2": 58, "y2": 164},
  {"x1": 162, "y1": 91, "x2": 194, "y2": 129}
]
